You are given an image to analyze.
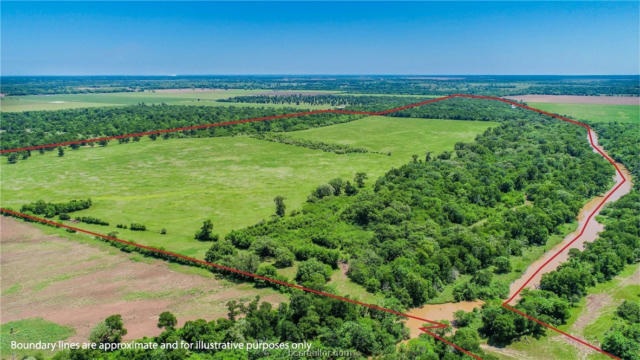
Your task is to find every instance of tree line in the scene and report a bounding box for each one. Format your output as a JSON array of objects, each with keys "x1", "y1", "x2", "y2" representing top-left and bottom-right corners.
[
  {"x1": 1, "y1": 104, "x2": 361, "y2": 158},
  {"x1": 19, "y1": 198, "x2": 92, "y2": 218},
  {"x1": 252, "y1": 133, "x2": 374, "y2": 155},
  {"x1": 51, "y1": 293, "x2": 502, "y2": 360},
  {"x1": 3, "y1": 75, "x2": 638, "y2": 96}
]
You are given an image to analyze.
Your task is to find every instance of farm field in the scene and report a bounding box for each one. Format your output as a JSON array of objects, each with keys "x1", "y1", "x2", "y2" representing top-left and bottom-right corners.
[
  {"x1": 528, "y1": 102, "x2": 639, "y2": 124},
  {"x1": 1, "y1": 117, "x2": 495, "y2": 258},
  {"x1": 0, "y1": 216, "x2": 287, "y2": 358},
  {"x1": 484, "y1": 263, "x2": 640, "y2": 360},
  {"x1": 507, "y1": 95, "x2": 638, "y2": 105},
  {"x1": 0, "y1": 89, "x2": 339, "y2": 112}
]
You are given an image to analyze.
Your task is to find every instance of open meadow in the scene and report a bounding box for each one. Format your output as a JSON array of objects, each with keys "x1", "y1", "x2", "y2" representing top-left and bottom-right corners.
[
  {"x1": 1, "y1": 117, "x2": 495, "y2": 258},
  {"x1": 528, "y1": 102, "x2": 639, "y2": 124}
]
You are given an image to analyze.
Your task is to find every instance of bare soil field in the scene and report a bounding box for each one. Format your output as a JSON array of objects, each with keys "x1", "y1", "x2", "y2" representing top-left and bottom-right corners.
[
  {"x1": 506, "y1": 95, "x2": 639, "y2": 105},
  {"x1": 0, "y1": 217, "x2": 286, "y2": 342}
]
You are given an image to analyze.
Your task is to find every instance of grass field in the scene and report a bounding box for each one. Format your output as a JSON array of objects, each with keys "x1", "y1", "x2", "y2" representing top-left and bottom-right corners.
[
  {"x1": 0, "y1": 318, "x2": 74, "y2": 357},
  {"x1": 0, "y1": 89, "x2": 338, "y2": 112},
  {"x1": 1, "y1": 117, "x2": 495, "y2": 258},
  {"x1": 288, "y1": 116, "x2": 494, "y2": 160},
  {"x1": 529, "y1": 102, "x2": 639, "y2": 124}
]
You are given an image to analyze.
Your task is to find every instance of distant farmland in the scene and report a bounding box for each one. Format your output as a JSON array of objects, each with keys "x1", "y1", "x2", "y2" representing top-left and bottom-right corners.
[
  {"x1": 528, "y1": 102, "x2": 639, "y2": 124},
  {"x1": 0, "y1": 89, "x2": 339, "y2": 112}
]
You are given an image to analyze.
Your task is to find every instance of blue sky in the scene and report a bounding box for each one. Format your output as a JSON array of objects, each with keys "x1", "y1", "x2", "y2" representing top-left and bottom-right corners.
[{"x1": 2, "y1": 1, "x2": 638, "y2": 75}]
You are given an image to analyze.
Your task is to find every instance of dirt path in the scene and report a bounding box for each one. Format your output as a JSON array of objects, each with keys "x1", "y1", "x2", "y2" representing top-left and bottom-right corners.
[
  {"x1": 508, "y1": 132, "x2": 633, "y2": 302},
  {"x1": 0, "y1": 217, "x2": 286, "y2": 342},
  {"x1": 561, "y1": 265, "x2": 640, "y2": 351}
]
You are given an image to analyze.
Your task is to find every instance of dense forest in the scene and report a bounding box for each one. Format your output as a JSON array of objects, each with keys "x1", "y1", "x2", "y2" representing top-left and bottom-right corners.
[
  {"x1": 2, "y1": 75, "x2": 638, "y2": 96},
  {"x1": 205, "y1": 104, "x2": 613, "y2": 308},
  {"x1": 468, "y1": 190, "x2": 639, "y2": 358},
  {"x1": 590, "y1": 122, "x2": 640, "y2": 190}
]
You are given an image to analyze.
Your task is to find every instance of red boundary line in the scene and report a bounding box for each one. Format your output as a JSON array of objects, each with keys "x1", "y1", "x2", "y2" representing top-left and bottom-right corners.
[{"x1": 0, "y1": 94, "x2": 625, "y2": 360}]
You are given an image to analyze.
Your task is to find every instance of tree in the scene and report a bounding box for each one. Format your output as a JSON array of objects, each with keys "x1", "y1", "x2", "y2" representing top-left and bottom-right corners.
[
  {"x1": 328, "y1": 178, "x2": 343, "y2": 195},
  {"x1": 313, "y1": 184, "x2": 334, "y2": 199},
  {"x1": 479, "y1": 306, "x2": 518, "y2": 346},
  {"x1": 602, "y1": 330, "x2": 640, "y2": 360},
  {"x1": 425, "y1": 152, "x2": 432, "y2": 162},
  {"x1": 617, "y1": 301, "x2": 640, "y2": 323},
  {"x1": 354, "y1": 172, "x2": 368, "y2": 188},
  {"x1": 89, "y1": 314, "x2": 127, "y2": 346},
  {"x1": 274, "y1": 195, "x2": 286, "y2": 217},
  {"x1": 57, "y1": 147, "x2": 64, "y2": 157},
  {"x1": 494, "y1": 256, "x2": 512, "y2": 274},
  {"x1": 296, "y1": 259, "x2": 331, "y2": 284},
  {"x1": 274, "y1": 247, "x2": 294, "y2": 268},
  {"x1": 344, "y1": 181, "x2": 358, "y2": 196},
  {"x1": 452, "y1": 327, "x2": 481, "y2": 354},
  {"x1": 194, "y1": 220, "x2": 218, "y2": 241},
  {"x1": 205, "y1": 240, "x2": 236, "y2": 262},
  {"x1": 472, "y1": 270, "x2": 493, "y2": 287},
  {"x1": 158, "y1": 311, "x2": 177, "y2": 330}
]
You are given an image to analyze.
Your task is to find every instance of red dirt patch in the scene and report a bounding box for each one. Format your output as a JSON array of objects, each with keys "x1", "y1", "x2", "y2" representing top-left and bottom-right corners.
[
  {"x1": 505, "y1": 95, "x2": 639, "y2": 105},
  {"x1": 1, "y1": 217, "x2": 286, "y2": 342}
]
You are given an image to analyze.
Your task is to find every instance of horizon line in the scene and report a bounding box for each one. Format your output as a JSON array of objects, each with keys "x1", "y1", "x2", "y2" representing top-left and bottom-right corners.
[{"x1": 2, "y1": 74, "x2": 640, "y2": 77}]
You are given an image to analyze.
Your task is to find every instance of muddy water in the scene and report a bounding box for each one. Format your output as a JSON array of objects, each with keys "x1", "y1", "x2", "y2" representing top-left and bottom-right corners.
[
  {"x1": 404, "y1": 131, "x2": 632, "y2": 337},
  {"x1": 404, "y1": 300, "x2": 484, "y2": 338},
  {"x1": 508, "y1": 131, "x2": 633, "y2": 302}
]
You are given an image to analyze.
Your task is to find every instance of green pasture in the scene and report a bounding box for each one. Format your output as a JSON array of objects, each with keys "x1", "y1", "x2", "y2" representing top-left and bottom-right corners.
[
  {"x1": 529, "y1": 102, "x2": 639, "y2": 124},
  {"x1": 288, "y1": 116, "x2": 495, "y2": 160},
  {"x1": 1, "y1": 117, "x2": 494, "y2": 258},
  {"x1": 0, "y1": 89, "x2": 338, "y2": 112},
  {"x1": 0, "y1": 318, "x2": 75, "y2": 357}
]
